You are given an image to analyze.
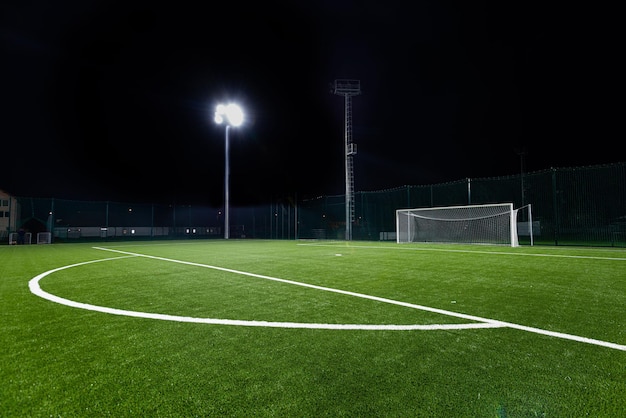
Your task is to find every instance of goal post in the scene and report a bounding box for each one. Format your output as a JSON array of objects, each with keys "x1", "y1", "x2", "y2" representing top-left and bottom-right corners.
[{"x1": 396, "y1": 203, "x2": 527, "y2": 247}]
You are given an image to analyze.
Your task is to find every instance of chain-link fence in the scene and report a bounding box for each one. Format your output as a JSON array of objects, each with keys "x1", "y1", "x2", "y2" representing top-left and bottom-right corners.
[
  {"x1": 298, "y1": 163, "x2": 626, "y2": 247},
  {"x1": 4, "y1": 199, "x2": 297, "y2": 243},
  {"x1": 4, "y1": 162, "x2": 625, "y2": 247}
]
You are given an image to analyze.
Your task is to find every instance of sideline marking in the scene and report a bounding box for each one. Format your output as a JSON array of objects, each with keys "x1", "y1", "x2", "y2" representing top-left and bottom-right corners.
[
  {"x1": 27, "y1": 247, "x2": 626, "y2": 351},
  {"x1": 298, "y1": 242, "x2": 626, "y2": 261}
]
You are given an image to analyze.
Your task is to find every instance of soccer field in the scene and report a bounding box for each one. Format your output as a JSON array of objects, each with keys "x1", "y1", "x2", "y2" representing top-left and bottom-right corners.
[{"x1": 1, "y1": 240, "x2": 625, "y2": 416}]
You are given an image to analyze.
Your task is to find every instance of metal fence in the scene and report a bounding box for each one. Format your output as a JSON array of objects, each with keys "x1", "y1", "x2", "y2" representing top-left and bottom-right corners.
[
  {"x1": 5, "y1": 199, "x2": 294, "y2": 243},
  {"x1": 4, "y1": 162, "x2": 625, "y2": 247},
  {"x1": 298, "y1": 163, "x2": 626, "y2": 247}
]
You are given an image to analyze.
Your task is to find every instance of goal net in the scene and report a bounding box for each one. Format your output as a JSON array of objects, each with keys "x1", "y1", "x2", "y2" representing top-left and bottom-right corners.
[
  {"x1": 37, "y1": 232, "x2": 52, "y2": 244},
  {"x1": 8, "y1": 232, "x2": 32, "y2": 245},
  {"x1": 396, "y1": 203, "x2": 521, "y2": 247}
]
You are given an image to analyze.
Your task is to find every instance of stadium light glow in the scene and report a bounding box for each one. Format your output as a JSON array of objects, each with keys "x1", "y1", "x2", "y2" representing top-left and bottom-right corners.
[
  {"x1": 214, "y1": 103, "x2": 244, "y2": 239},
  {"x1": 214, "y1": 103, "x2": 244, "y2": 127}
]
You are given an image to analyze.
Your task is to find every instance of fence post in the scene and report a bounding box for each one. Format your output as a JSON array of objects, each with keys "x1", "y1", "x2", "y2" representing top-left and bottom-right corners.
[{"x1": 551, "y1": 168, "x2": 559, "y2": 245}]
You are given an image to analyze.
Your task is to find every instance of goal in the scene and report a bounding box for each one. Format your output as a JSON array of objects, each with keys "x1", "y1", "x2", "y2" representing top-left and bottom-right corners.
[
  {"x1": 8, "y1": 232, "x2": 32, "y2": 245},
  {"x1": 37, "y1": 232, "x2": 52, "y2": 244},
  {"x1": 396, "y1": 203, "x2": 524, "y2": 247}
]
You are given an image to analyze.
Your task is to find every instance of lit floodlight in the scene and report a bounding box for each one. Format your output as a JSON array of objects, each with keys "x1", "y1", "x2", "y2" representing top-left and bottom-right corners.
[
  {"x1": 213, "y1": 102, "x2": 245, "y2": 239},
  {"x1": 214, "y1": 103, "x2": 244, "y2": 127},
  {"x1": 226, "y1": 103, "x2": 244, "y2": 126}
]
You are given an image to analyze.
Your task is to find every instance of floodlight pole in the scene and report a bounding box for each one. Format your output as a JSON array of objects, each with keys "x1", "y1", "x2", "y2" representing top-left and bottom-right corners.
[
  {"x1": 214, "y1": 103, "x2": 244, "y2": 240},
  {"x1": 224, "y1": 124, "x2": 230, "y2": 239},
  {"x1": 332, "y1": 79, "x2": 361, "y2": 241}
]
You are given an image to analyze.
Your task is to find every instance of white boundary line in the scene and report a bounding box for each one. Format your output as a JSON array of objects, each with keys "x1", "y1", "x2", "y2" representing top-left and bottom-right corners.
[
  {"x1": 27, "y1": 246, "x2": 626, "y2": 351},
  {"x1": 297, "y1": 242, "x2": 626, "y2": 261}
]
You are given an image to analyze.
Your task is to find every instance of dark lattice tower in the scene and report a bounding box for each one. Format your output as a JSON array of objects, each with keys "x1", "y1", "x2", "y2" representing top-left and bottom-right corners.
[{"x1": 332, "y1": 79, "x2": 361, "y2": 240}]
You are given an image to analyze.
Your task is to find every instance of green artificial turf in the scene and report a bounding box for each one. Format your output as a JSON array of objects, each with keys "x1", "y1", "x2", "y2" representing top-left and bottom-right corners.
[{"x1": 1, "y1": 240, "x2": 625, "y2": 416}]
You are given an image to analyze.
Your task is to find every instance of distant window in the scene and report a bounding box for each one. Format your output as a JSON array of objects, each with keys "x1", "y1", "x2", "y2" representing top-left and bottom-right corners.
[{"x1": 0, "y1": 199, "x2": 8, "y2": 207}]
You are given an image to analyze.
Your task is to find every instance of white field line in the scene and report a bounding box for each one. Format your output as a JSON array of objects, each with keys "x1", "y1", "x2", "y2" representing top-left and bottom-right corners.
[
  {"x1": 297, "y1": 242, "x2": 626, "y2": 261},
  {"x1": 28, "y1": 253, "x2": 501, "y2": 331},
  {"x1": 28, "y1": 246, "x2": 626, "y2": 351}
]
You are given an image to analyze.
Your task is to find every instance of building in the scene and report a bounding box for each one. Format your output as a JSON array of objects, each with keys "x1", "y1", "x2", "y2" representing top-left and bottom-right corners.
[{"x1": 0, "y1": 189, "x2": 20, "y2": 243}]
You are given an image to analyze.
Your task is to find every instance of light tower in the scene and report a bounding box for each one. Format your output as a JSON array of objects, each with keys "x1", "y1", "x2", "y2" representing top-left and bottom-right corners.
[
  {"x1": 332, "y1": 79, "x2": 361, "y2": 241},
  {"x1": 214, "y1": 103, "x2": 244, "y2": 239}
]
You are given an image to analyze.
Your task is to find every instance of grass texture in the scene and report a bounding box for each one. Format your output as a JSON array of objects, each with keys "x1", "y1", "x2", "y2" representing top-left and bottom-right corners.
[{"x1": 1, "y1": 240, "x2": 625, "y2": 417}]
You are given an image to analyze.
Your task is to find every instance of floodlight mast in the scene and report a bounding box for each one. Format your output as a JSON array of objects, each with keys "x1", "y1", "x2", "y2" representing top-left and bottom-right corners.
[
  {"x1": 332, "y1": 79, "x2": 361, "y2": 241},
  {"x1": 214, "y1": 103, "x2": 244, "y2": 239}
]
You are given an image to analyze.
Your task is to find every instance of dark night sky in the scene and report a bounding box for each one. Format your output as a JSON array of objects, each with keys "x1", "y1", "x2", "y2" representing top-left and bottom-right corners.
[{"x1": 2, "y1": 1, "x2": 622, "y2": 206}]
